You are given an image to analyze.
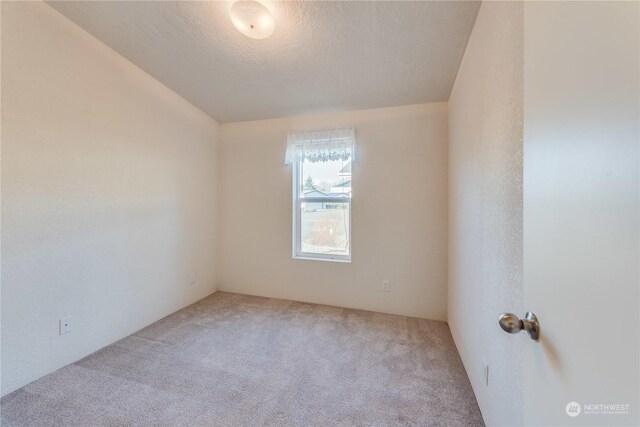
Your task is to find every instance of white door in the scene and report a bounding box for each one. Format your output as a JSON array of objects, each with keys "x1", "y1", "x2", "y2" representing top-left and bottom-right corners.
[{"x1": 523, "y1": 2, "x2": 639, "y2": 426}]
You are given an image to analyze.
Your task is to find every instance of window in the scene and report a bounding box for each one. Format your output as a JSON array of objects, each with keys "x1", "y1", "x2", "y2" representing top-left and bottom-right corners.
[{"x1": 286, "y1": 129, "x2": 356, "y2": 262}]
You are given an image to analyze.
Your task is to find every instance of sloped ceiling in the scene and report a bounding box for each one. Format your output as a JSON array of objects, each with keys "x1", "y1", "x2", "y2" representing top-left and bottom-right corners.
[{"x1": 48, "y1": 1, "x2": 480, "y2": 123}]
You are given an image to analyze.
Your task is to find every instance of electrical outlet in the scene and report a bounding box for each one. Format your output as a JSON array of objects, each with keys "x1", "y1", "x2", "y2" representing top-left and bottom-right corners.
[
  {"x1": 59, "y1": 317, "x2": 72, "y2": 335},
  {"x1": 190, "y1": 272, "x2": 197, "y2": 285},
  {"x1": 483, "y1": 359, "x2": 489, "y2": 386},
  {"x1": 382, "y1": 280, "x2": 390, "y2": 292}
]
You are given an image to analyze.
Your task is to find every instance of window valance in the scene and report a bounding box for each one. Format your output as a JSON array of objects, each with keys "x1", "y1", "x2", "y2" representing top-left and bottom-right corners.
[{"x1": 285, "y1": 128, "x2": 356, "y2": 165}]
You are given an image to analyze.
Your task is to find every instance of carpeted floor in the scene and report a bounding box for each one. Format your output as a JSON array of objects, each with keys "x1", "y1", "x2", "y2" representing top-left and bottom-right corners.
[{"x1": 1, "y1": 292, "x2": 484, "y2": 426}]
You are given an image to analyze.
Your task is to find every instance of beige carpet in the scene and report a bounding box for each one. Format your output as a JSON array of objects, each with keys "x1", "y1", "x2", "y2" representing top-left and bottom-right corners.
[{"x1": 1, "y1": 292, "x2": 484, "y2": 426}]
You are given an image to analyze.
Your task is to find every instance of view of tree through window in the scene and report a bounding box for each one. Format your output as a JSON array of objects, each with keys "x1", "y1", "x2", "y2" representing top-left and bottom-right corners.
[{"x1": 295, "y1": 157, "x2": 351, "y2": 259}]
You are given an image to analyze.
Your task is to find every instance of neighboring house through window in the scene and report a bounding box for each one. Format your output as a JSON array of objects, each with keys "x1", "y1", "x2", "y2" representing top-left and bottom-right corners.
[{"x1": 285, "y1": 128, "x2": 356, "y2": 262}]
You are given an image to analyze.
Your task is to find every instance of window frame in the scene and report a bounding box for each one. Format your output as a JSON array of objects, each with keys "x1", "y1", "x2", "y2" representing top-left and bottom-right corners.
[{"x1": 292, "y1": 158, "x2": 352, "y2": 263}]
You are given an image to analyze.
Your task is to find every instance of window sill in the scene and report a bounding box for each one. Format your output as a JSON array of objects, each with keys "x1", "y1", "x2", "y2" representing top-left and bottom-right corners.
[{"x1": 293, "y1": 255, "x2": 351, "y2": 264}]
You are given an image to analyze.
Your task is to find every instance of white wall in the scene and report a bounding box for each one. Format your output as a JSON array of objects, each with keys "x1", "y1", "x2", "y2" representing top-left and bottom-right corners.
[
  {"x1": 523, "y1": 2, "x2": 639, "y2": 426},
  {"x1": 219, "y1": 103, "x2": 448, "y2": 320},
  {"x1": 1, "y1": 2, "x2": 220, "y2": 396},
  {"x1": 448, "y1": 2, "x2": 524, "y2": 426}
]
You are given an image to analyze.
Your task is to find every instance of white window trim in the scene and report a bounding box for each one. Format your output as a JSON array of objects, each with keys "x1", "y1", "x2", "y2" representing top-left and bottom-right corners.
[{"x1": 292, "y1": 159, "x2": 352, "y2": 263}]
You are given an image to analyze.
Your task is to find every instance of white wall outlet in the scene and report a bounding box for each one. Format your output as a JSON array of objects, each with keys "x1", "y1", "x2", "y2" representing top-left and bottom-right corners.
[
  {"x1": 190, "y1": 272, "x2": 197, "y2": 285},
  {"x1": 483, "y1": 359, "x2": 489, "y2": 386},
  {"x1": 59, "y1": 317, "x2": 72, "y2": 335},
  {"x1": 382, "y1": 280, "x2": 390, "y2": 292}
]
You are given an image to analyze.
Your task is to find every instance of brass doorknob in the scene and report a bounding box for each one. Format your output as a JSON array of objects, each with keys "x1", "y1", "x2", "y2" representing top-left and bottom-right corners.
[{"x1": 498, "y1": 312, "x2": 539, "y2": 341}]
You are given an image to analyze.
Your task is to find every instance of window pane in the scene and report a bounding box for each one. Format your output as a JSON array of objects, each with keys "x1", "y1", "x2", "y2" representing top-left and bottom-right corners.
[
  {"x1": 300, "y1": 158, "x2": 352, "y2": 199},
  {"x1": 300, "y1": 202, "x2": 350, "y2": 256}
]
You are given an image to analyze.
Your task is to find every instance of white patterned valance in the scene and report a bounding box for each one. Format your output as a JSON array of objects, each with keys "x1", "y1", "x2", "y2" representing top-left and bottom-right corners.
[{"x1": 285, "y1": 128, "x2": 356, "y2": 165}]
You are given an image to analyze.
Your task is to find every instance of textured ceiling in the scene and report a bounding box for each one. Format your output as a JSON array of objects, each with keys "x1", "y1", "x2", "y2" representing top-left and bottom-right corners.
[{"x1": 48, "y1": 1, "x2": 480, "y2": 123}]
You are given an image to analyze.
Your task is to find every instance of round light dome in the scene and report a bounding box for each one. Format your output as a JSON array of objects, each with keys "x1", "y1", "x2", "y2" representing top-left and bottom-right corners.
[{"x1": 229, "y1": 1, "x2": 274, "y2": 40}]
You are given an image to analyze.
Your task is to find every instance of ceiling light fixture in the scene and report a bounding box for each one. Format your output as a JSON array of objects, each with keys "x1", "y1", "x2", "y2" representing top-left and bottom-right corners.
[{"x1": 229, "y1": 1, "x2": 274, "y2": 40}]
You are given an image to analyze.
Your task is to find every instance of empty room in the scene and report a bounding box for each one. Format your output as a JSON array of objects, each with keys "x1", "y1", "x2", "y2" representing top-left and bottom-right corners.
[{"x1": 1, "y1": 1, "x2": 638, "y2": 426}]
